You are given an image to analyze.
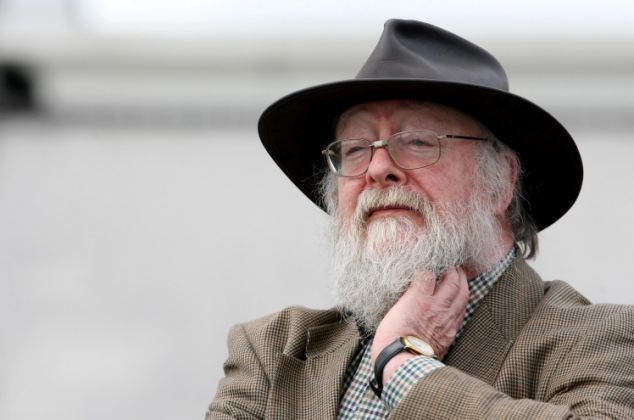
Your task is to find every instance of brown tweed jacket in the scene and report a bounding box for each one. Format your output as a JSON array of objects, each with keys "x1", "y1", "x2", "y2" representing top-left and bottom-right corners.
[{"x1": 207, "y1": 258, "x2": 634, "y2": 419}]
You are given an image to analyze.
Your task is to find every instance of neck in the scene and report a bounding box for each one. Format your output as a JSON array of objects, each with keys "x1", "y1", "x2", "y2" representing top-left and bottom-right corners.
[{"x1": 463, "y1": 223, "x2": 515, "y2": 279}]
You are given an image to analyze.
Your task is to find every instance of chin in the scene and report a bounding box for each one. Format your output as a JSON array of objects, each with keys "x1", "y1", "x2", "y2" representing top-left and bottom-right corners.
[{"x1": 362, "y1": 216, "x2": 424, "y2": 256}]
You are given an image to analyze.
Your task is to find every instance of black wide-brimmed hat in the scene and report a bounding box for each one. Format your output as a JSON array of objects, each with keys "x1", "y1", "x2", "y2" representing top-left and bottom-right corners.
[{"x1": 258, "y1": 19, "x2": 583, "y2": 231}]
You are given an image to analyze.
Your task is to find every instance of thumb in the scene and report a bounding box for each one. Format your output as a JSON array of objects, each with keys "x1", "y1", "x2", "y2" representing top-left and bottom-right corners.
[{"x1": 409, "y1": 270, "x2": 437, "y2": 295}]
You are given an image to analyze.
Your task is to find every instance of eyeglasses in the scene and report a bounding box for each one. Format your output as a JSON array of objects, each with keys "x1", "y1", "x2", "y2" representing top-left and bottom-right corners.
[{"x1": 321, "y1": 130, "x2": 488, "y2": 177}]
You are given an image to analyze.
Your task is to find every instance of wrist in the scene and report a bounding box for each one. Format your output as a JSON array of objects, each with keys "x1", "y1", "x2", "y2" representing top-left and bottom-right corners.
[
  {"x1": 370, "y1": 336, "x2": 437, "y2": 398},
  {"x1": 382, "y1": 351, "x2": 416, "y2": 384}
]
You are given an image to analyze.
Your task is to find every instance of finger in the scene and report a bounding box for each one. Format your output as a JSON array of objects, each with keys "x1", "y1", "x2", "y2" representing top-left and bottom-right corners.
[
  {"x1": 448, "y1": 283, "x2": 469, "y2": 321},
  {"x1": 434, "y1": 267, "x2": 468, "y2": 299},
  {"x1": 446, "y1": 271, "x2": 469, "y2": 323},
  {"x1": 409, "y1": 270, "x2": 437, "y2": 295}
]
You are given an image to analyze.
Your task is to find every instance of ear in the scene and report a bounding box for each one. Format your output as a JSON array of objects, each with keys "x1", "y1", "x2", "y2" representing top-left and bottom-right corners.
[{"x1": 495, "y1": 153, "x2": 518, "y2": 217}]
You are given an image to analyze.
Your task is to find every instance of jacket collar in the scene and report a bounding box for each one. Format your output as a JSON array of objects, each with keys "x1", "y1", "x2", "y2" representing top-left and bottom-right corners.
[{"x1": 444, "y1": 257, "x2": 544, "y2": 384}]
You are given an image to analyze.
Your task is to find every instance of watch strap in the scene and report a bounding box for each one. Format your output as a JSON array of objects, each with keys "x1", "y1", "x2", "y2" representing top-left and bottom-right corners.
[{"x1": 369, "y1": 338, "x2": 405, "y2": 398}]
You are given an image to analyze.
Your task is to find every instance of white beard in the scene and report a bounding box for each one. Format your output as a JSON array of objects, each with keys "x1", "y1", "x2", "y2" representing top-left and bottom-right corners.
[{"x1": 329, "y1": 186, "x2": 503, "y2": 335}]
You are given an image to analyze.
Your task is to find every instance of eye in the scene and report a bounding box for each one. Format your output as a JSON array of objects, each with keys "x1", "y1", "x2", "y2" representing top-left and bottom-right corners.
[
  {"x1": 344, "y1": 145, "x2": 366, "y2": 156},
  {"x1": 340, "y1": 140, "x2": 369, "y2": 158},
  {"x1": 406, "y1": 137, "x2": 432, "y2": 147},
  {"x1": 400, "y1": 134, "x2": 434, "y2": 149}
]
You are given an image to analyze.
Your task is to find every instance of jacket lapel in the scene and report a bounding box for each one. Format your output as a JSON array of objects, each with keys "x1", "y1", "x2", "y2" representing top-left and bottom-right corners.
[
  {"x1": 444, "y1": 258, "x2": 544, "y2": 385},
  {"x1": 266, "y1": 316, "x2": 360, "y2": 419}
]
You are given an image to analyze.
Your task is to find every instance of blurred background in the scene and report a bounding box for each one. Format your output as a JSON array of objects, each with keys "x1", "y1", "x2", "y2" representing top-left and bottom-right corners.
[{"x1": 1, "y1": 1, "x2": 633, "y2": 419}]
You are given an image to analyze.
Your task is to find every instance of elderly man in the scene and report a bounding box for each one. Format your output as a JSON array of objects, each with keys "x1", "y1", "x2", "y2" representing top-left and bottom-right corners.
[{"x1": 207, "y1": 20, "x2": 634, "y2": 419}]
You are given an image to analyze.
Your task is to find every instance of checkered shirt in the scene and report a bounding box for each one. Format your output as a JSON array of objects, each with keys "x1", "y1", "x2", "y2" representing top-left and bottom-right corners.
[{"x1": 337, "y1": 248, "x2": 516, "y2": 419}]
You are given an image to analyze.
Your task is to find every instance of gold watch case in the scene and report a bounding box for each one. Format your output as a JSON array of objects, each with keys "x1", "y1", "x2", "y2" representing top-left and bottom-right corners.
[{"x1": 401, "y1": 335, "x2": 436, "y2": 358}]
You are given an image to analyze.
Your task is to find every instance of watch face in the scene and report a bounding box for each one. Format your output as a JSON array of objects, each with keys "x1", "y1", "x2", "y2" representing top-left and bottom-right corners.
[{"x1": 403, "y1": 336, "x2": 435, "y2": 357}]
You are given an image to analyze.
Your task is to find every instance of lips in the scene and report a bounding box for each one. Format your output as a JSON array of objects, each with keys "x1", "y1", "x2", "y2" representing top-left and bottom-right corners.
[{"x1": 366, "y1": 205, "x2": 416, "y2": 219}]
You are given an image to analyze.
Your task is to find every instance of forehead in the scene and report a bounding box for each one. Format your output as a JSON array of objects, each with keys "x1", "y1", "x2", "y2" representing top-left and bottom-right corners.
[{"x1": 335, "y1": 99, "x2": 481, "y2": 135}]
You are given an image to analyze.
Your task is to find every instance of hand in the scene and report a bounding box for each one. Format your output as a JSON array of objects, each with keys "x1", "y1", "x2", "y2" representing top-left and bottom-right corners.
[{"x1": 370, "y1": 267, "x2": 469, "y2": 385}]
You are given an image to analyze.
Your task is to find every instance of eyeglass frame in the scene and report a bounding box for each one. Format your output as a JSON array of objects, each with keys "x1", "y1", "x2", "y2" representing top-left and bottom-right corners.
[{"x1": 321, "y1": 130, "x2": 488, "y2": 177}]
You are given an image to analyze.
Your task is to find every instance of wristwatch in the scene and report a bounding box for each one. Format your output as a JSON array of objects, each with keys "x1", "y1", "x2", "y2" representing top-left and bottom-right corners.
[{"x1": 369, "y1": 336, "x2": 436, "y2": 398}]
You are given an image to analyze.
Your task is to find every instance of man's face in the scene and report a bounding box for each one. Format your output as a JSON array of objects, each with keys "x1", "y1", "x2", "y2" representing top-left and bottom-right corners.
[
  {"x1": 335, "y1": 99, "x2": 488, "y2": 225},
  {"x1": 328, "y1": 100, "x2": 514, "y2": 332}
]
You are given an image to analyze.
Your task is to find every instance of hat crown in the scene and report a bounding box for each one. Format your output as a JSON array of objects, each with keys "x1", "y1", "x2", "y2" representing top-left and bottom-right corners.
[{"x1": 357, "y1": 19, "x2": 509, "y2": 92}]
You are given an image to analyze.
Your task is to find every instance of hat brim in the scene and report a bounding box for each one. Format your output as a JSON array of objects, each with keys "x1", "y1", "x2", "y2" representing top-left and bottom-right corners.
[{"x1": 258, "y1": 79, "x2": 583, "y2": 231}]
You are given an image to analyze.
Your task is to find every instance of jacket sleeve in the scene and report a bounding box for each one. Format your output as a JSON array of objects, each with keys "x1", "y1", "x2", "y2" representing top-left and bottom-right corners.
[
  {"x1": 389, "y1": 308, "x2": 634, "y2": 419},
  {"x1": 206, "y1": 324, "x2": 268, "y2": 420}
]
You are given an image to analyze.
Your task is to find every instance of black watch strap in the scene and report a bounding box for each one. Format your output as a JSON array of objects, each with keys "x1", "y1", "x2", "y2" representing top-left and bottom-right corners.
[{"x1": 369, "y1": 338, "x2": 405, "y2": 398}]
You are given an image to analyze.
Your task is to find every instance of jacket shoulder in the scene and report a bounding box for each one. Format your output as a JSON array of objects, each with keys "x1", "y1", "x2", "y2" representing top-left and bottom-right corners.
[
  {"x1": 233, "y1": 306, "x2": 343, "y2": 361},
  {"x1": 520, "y1": 279, "x2": 634, "y2": 352},
  {"x1": 537, "y1": 280, "x2": 634, "y2": 324}
]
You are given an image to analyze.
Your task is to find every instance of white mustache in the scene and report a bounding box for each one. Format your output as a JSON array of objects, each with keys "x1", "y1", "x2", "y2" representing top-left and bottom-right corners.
[{"x1": 354, "y1": 187, "x2": 430, "y2": 223}]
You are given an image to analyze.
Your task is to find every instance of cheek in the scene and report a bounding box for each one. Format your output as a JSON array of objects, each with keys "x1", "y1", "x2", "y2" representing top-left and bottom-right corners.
[
  {"x1": 410, "y1": 159, "x2": 476, "y2": 202},
  {"x1": 337, "y1": 180, "x2": 362, "y2": 217}
]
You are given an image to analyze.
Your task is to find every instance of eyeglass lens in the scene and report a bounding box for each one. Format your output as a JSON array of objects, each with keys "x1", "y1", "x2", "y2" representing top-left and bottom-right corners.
[{"x1": 327, "y1": 131, "x2": 441, "y2": 176}]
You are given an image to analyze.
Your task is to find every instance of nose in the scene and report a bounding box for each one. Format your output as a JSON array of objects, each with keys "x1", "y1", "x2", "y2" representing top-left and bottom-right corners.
[{"x1": 365, "y1": 146, "x2": 406, "y2": 187}]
